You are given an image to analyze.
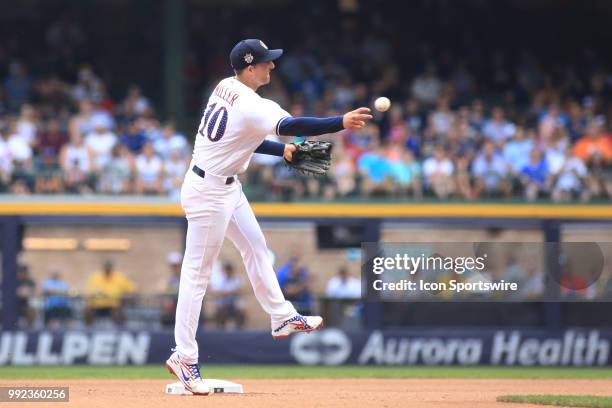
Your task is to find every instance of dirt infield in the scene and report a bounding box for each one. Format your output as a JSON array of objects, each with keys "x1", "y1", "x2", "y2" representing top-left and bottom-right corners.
[{"x1": 3, "y1": 378, "x2": 612, "y2": 408}]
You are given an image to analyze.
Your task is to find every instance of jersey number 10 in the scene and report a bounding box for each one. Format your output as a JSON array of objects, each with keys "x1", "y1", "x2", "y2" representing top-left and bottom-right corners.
[{"x1": 198, "y1": 103, "x2": 228, "y2": 142}]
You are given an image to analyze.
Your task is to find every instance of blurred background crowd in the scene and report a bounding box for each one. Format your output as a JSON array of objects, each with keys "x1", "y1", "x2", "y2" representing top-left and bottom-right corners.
[{"x1": 1, "y1": 1, "x2": 611, "y2": 202}]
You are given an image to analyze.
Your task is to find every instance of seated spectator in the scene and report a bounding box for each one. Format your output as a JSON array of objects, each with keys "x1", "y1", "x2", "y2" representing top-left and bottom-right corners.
[
  {"x1": 482, "y1": 107, "x2": 515, "y2": 146},
  {"x1": 120, "y1": 120, "x2": 147, "y2": 154},
  {"x1": 503, "y1": 127, "x2": 533, "y2": 175},
  {"x1": 549, "y1": 146, "x2": 589, "y2": 202},
  {"x1": 34, "y1": 148, "x2": 64, "y2": 193},
  {"x1": 153, "y1": 122, "x2": 190, "y2": 160},
  {"x1": 16, "y1": 264, "x2": 36, "y2": 328},
  {"x1": 36, "y1": 118, "x2": 67, "y2": 158},
  {"x1": 423, "y1": 146, "x2": 454, "y2": 199},
  {"x1": 585, "y1": 152, "x2": 612, "y2": 200},
  {"x1": 98, "y1": 144, "x2": 134, "y2": 194},
  {"x1": 7, "y1": 119, "x2": 33, "y2": 168},
  {"x1": 430, "y1": 97, "x2": 455, "y2": 137},
  {"x1": 0, "y1": 129, "x2": 13, "y2": 192},
  {"x1": 520, "y1": 149, "x2": 549, "y2": 201},
  {"x1": 135, "y1": 142, "x2": 163, "y2": 195},
  {"x1": 388, "y1": 147, "x2": 422, "y2": 198},
  {"x1": 330, "y1": 143, "x2": 357, "y2": 197},
  {"x1": 357, "y1": 145, "x2": 393, "y2": 197},
  {"x1": 16, "y1": 103, "x2": 38, "y2": 146},
  {"x1": 280, "y1": 258, "x2": 313, "y2": 315},
  {"x1": 573, "y1": 119, "x2": 612, "y2": 166},
  {"x1": 210, "y1": 262, "x2": 246, "y2": 330},
  {"x1": 325, "y1": 266, "x2": 361, "y2": 299},
  {"x1": 472, "y1": 141, "x2": 512, "y2": 198},
  {"x1": 84, "y1": 260, "x2": 135, "y2": 326},
  {"x1": 163, "y1": 147, "x2": 189, "y2": 200},
  {"x1": 410, "y1": 64, "x2": 442, "y2": 106},
  {"x1": 41, "y1": 271, "x2": 72, "y2": 328},
  {"x1": 84, "y1": 116, "x2": 117, "y2": 169},
  {"x1": 60, "y1": 125, "x2": 95, "y2": 194},
  {"x1": 122, "y1": 85, "x2": 151, "y2": 118}
]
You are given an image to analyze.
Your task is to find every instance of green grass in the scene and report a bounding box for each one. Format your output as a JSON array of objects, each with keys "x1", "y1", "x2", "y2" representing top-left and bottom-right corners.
[
  {"x1": 498, "y1": 395, "x2": 612, "y2": 408},
  {"x1": 0, "y1": 366, "x2": 612, "y2": 380}
]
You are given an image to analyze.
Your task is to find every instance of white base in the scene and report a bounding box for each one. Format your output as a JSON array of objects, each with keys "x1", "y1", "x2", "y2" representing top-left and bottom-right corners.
[{"x1": 165, "y1": 379, "x2": 243, "y2": 395}]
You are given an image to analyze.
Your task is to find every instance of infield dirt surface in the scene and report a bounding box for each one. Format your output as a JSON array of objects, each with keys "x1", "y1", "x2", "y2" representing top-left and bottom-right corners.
[{"x1": 3, "y1": 378, "x2": 612, "y2": 408}]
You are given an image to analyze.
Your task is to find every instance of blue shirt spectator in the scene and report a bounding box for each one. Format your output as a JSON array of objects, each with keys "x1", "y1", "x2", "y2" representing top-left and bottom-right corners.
[
  {"x1": 120, "y1": 121, "x2": 147, "y2": 154},
  {"x1": 521, "y1": 152, "x2": 548, "y2": 187},
  {"x1": 503, "y1": 128, "x2": 533, "y2": 174},
  {"x1": 357, "y1": 150, "x2": 391, "y2": 183}
]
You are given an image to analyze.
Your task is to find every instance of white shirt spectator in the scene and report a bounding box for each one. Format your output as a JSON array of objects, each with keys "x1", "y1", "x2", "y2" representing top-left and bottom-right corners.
[
  {"x1": 16, "y1": 119, "x2": 37, "y2": 145},
  {"x1": 164, "y1": 153, "x2": 188, "y2": 200},
  {"x1": 63, "y1": 144, "x2": 91, "y2": 172},
  {"x1": 8, "y1": 133, "x2": 32, "y2": 162},
  {"x1": 472, "y1": 153, "x2": 508, "y2": 188},
  {"x1": 326, "y1": 275, "x2": 361, "y2": 299},
  {"x1": 482, "y1": 120, "x2": 516, "y2": 144},
  {"x1": 411, "y1": 75, "x2": 442, "y2": 105},
  {"x1": 431, "y1": 110, "x2": 455, "y2": 135},
  {"x1": 135, "y1": 154, "x2": 163, "y2": 184},
  {"x1": 423, "y1": 157, "x2": 454, "y2": 178},
  {"x1": 85, "y1": 130, "x2": 117, "y2": 168},
  {"x1": 550, "y1": 156, "x2": 587, "y2": 191},
  {"x1": 153, "y1": 133, "x2": 189, "y2": 160}
]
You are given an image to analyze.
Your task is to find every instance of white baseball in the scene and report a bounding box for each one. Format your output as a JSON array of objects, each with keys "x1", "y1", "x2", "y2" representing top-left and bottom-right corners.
[{"x1": 374, "y1": 96, "x2": 391, "y2": 112}]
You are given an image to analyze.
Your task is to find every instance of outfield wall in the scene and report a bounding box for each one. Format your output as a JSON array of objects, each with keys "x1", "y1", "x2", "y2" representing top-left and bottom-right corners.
[{"x1": 1, "y1": 328, "x2": 610, "y2": 367}]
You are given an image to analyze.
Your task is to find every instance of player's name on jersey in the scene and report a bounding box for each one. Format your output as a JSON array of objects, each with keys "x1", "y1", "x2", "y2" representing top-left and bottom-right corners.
[{"x1": 213, "y1": 83, "x2": 240, "y2": 106}]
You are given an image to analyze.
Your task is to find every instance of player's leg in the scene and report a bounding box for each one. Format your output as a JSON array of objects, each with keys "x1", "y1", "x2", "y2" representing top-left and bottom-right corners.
[
  {"x1": 225, "y1": 190, "x2": 323, "y2": 337},
  {"x1": 225, "y1": 193, "x2": 296, "y2": 322},
  {"x1": 174, "y1": 173, "x2": 240, "y2": 363}
]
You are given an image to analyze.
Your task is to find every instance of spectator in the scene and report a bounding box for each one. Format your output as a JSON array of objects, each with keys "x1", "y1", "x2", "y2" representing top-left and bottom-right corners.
[
  {"x1": 34, "y1": 148, "x2": 64, "y2": 193},
  {"x1": 357, "y1": 145, "x2": 393, "y2": 197},
  {"x1": 280, "y1": 258, "x2": 313, "y2": 315},
  {"x1": 210, "y1": 262, "x2": 246, "y2": 330},
  {"x1": 430, "y1": 97, "x2": 455, "y2": 136},
  {"x1": 135, "y1": 142, "x2": 163, "y2": 195},
  {"x1": 16, "y1": 103, "x2": 38, "y2": 146},
  {"x1": 153, "y1": 123, "x2": 189, "y2": 160},
  {"x1": 84, "y1": 116, "x2": 118, "y2": 169},
  {"x1": 573, "y1": 119, "x2": 612, "y2": 165},
  {"x1": 41, "y1": 271, "x2": 72, "y2": 328},
  {"x1": 472, "y1": 141, "x2": 512, "y2": 198},
  {"x1": 482, "y1": 107, "x2": 516, "y2": 146},
  {"x1": 122, "y1": 85, "x2": 151, "y2": 118},
  {"x1": 37, "y1": 118, "x2": 68, "y2": 159},
  {"x1": 0, "y1": 129, "x2": 13, "y2": 192},
  {"x1": 120, "y1": 120, "x2": 147, "y2": 154},
  {"x1": 520, "y1": 149, "x2": 549, "y2": 201},
  {"x1": 84, "y1": 260, "x2": 136, "y2": 326},
  {"x1": 423, "y1": 146, "x2": 454, "y2": 199},
  {"x1": 98, "y1": 144, "x2": 134, "y2": 194},
  {"x1": 325, "y1": 266, "x2": 361, "y2": 299},
  {"x1": 503, "y1": 127, "x2": 534, "y2": 175},
  {"x1": 59, "y1": 125, "x2": 95, "y2": 194},
  {"x1": 16, "y1": 264, "x2": 36, "y2": 327},
  {"x1": 411, "y1": 64, "x2": 442, "y2": 106},
  {"x1": 549, "y1": 146, "x2": 589, "y2": 202},
  {"x1": 163, "y1": 147, "x2": 188, "y2": 200}
]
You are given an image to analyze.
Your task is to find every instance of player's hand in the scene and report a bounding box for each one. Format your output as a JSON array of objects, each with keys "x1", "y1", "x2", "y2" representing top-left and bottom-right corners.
[
  {"x1": 343, "y1": 107, "x2": 373, "y2": 130},
  {"x1": 283, "y1": 143, "x2": 297, "y2": 162}
]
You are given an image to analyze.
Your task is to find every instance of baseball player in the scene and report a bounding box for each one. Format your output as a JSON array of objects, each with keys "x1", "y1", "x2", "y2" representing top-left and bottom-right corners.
[{"x1": 166, "y1": 39, "x2": 372, "y2": 395}]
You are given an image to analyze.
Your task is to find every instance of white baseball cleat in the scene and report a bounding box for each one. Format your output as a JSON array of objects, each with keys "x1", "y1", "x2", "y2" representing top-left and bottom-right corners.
[
  {"x1": 165, "y1": 351, "x2": 210, "y2": 395},
  {"x1": 271, "y1": 314, "x2": 324, "y2": 338}
]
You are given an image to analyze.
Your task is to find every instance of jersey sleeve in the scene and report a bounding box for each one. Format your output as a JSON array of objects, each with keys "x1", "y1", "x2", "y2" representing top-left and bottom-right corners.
[{"x1": 246, "y1": 98, "x2": 291, "y2": 136}]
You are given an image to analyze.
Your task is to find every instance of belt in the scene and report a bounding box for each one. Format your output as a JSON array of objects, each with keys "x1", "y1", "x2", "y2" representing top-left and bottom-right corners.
[{"x1": 192, "y1": 165, "x2": 235, "y2": 185}]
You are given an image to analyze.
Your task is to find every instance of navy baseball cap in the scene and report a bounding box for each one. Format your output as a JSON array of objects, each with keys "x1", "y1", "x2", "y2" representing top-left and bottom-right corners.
[{"x1": 230, "y1": 39, "x2": 283, "y2": 70}]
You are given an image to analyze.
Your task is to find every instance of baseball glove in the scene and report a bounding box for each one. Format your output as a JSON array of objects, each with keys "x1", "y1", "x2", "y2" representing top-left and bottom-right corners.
[{"x1": 285, "y1": 140, "x2": 333, "y2": 176}]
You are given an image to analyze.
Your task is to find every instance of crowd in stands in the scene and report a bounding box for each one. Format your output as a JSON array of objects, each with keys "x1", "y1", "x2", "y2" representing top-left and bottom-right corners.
[
  {"x1": 2, "y1": 57, "x2": 611, "y2": 202},
  {"x1": 0, "y1": 64, "x2": 190, "y2": 198},
  {"x1": 1, "y1": 3, "x2": 611, "y2": 202}
]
